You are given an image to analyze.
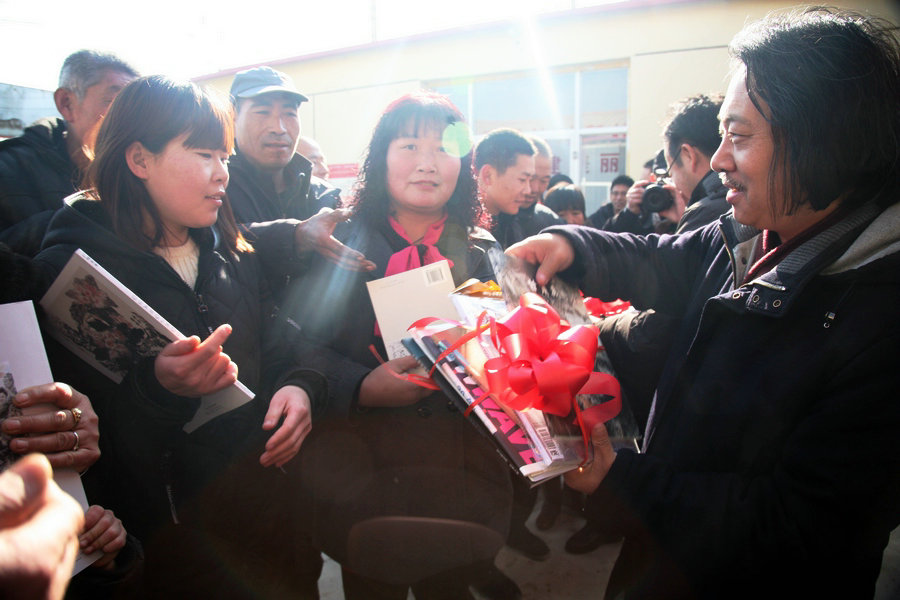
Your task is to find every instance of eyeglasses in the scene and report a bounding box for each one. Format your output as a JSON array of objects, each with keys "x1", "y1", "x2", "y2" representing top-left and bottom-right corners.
[{"x1": 655, "y1": 146, "x2": 682, "y2": 180}]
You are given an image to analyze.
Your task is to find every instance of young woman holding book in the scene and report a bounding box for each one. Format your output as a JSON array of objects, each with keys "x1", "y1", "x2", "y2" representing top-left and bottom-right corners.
[
  {"x1": 285, "y1": 91, "x2": 517, "y2": 600},
  {"x1": 34, "y1": 76, "x2": 326, "y2": 598}
]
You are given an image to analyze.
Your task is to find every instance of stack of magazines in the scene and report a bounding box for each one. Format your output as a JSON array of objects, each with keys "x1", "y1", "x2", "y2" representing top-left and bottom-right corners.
[{"x1": 402, "y1": 250, "x2": 641, "y2": 485}]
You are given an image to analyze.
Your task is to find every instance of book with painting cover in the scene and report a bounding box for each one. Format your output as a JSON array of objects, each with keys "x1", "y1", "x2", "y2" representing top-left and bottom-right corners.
[{"x1": 39, "y1": 249, "x2": 254, "y2": 433}]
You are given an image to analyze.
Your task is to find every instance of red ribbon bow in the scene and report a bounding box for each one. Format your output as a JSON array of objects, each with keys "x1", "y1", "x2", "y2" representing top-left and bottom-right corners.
[
  {"x1": 407, "y1": 293, "x2": 622, "y2": 464},
  {"x1": 480, "y1": 293, "x2": 622, "y2": 456}
]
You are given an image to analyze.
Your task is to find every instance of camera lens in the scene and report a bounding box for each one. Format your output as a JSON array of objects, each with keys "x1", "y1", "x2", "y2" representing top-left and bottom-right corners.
[{"x1": 642, "y1": 183, "x2": 674, "y2": 213}]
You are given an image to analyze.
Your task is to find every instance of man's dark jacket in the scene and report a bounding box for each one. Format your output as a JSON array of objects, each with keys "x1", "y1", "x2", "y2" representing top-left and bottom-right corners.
[
  {"x1": 548, "y1": 199, "x2": 900, "y2": 599},
  {"x1": 674, "y1": 170, "x2": 729, "y2": 234},
  {"x1": 603, "y1": 206, "x2": 656, "y2": 235},
  {"x1": 588, "y1": 202, "x2": 615, "y2": 229},
  {"x1": 515, "y1": 201, "x2": 564, "y2": 238},
  {"x1": 600, "y1": 170, "x2": 732, "y2": 431},
  {"x1": 226, "y1": 149, "x2": 341, "y2": 295},
  {"x1": 0, "y1": 118, "x2": 79, "y2": 256}
]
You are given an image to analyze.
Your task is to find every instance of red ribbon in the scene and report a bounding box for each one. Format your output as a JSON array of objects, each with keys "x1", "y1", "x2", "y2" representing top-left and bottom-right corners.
[
  {"x1": 584, "y1": 296, "x2": 631, "y2": 318},
  {"x1": 482, "y1": 293, "x2": 620, "y2": 435},
  {"x1": 368, "y1": 344, "x2": 440, "y2": 390},
  {"x1": 407, "y1": 294, "x2": 622, "y2": 464}
]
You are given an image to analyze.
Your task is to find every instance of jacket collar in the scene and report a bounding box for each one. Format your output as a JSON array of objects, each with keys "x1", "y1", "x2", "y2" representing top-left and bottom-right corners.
[
  {"x1": 62, "y1": 192, "x2": 223, "y2": 255},
  {"x1": 230, "y1": 148, "x2": 313, "y2": 202},
  {"x1": 689, "y1": 170, "x2": 725, "y2": 206},
  {"x1": 717, "y1": 200, "x2": 886, "y2": 316},
  {"x1": 15, "y1": 117, "x2": 75, "y2": 172}
]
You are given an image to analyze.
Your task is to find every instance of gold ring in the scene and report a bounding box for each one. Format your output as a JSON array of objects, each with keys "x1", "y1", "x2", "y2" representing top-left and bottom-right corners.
[
  {"x1": 72, "y1": 430, "x2": 80, "y2": 452},
  {"x1": 71, "y1": 407, "x2": 82, "y2": 428}
]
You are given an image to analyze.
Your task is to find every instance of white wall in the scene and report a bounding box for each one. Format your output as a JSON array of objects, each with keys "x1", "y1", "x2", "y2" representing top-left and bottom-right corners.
[{"x1": 197, "y1": 0, "x2": 898, "y2": 181}]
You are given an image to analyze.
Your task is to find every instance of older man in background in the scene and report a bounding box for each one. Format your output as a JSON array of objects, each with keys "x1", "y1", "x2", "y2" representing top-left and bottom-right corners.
[{"x1": 0, "y1": 50, "x2": 138, "y2": 256}]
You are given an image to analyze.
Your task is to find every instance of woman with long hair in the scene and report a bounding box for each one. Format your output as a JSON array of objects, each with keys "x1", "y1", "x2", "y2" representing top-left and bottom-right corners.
[
  {"x1": 287, "y1": 91, "x2": 516, "y2": 600},
  {"x1": 35, "y1": 75, "x2": 326, "y2": 598}
]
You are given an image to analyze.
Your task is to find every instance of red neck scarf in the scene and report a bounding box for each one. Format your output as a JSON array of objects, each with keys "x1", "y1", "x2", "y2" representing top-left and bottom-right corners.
[{"x1": 384, "y1": 214, "x2": 454, "y2": 278}]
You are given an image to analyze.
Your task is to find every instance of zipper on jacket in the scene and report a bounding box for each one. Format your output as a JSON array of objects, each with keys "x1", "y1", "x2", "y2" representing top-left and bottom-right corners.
[
  {"x1": 161, "y1": 449, "x2": 180, "y2": 525},
  {"x1": 194, "y1": 292, "x2": 214, "y2": 335}
]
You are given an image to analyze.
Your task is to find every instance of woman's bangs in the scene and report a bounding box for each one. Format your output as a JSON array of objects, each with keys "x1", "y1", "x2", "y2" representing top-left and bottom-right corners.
[{"x1": 182, "y1": 93, "x2": 235, "y2": 153}]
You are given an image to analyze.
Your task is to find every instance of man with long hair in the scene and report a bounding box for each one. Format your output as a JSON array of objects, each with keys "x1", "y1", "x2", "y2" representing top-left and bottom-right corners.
[{"x1": 509, "y1": 8, "x2": 900, "y2": 598}]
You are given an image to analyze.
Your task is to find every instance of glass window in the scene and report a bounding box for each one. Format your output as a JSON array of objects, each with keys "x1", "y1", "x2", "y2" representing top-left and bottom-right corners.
[
  {"x1": 470, "y1": 72, "x2": 575, "y2": 134},
  {"x1": 581, "y1": 132, "x2": 627, "y2": 215},
  {"x1": 580, "y1": 67, "x2": 628, "y2": 128}
]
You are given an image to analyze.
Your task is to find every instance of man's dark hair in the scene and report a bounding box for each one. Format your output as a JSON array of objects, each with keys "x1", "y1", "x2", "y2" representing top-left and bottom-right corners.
[
  {"x1": 547, "y1": 173, "x2": 573, "y2": 189},
  {"x1": 544, "y1": 184, "x2": 585, "y2": 215},
  {"x1": 58, "y1": 50, "x2": 138, "y2": 100},
  {"x1": 611, "y1": 174, "x2": 634, "y2": 189},
  {"x1": 474, "y1": 128, "x2": 535, "y2": 174},
  {"x1": 529, "y1": 135, "x2": 552, "y2": 159},
  {"x1": 663, "y1": 93, "x2": 724, "y2": 161},
  {"x1": 731, "y1": 7, "x2": 900, "y2": 213}
]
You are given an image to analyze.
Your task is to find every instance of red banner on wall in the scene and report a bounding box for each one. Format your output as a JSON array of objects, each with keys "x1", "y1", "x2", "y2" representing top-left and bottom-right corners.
[{"x1": 329, "y1": 163, "x2": 359, "y2": 179}]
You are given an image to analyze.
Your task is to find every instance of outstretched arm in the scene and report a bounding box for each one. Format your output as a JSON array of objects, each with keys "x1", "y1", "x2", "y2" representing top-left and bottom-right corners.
[{"x1": 293, "y1": 208, "x2": 375, "y2": 272}]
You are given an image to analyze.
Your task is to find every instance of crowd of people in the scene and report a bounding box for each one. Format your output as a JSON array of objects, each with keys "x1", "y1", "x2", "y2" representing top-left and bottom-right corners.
[{"x1": 0, "y1": 5, "x2": 897, "y2": 600}]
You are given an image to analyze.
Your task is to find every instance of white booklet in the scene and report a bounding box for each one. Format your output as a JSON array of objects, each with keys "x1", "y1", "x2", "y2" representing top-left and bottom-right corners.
[
  {"x1": 365, "y1": 260, "x2": 457, "y2": 360},
  {"x1": 39, "y1": 249, "x2": 254, "y2": 433},
  {"x1": 0, "y1": 300, "x2": 99, "y2": 575}
]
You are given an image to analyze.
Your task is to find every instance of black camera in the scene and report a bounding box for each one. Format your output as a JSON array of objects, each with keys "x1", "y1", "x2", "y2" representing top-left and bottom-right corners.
[{"x1": 641, "y1": 149, "x2": 674, "y2": 213}]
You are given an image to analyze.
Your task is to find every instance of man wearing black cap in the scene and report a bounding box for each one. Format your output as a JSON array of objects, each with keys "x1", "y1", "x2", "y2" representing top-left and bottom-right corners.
[{"x1": 227, "y1": 66, "x2": 372, "y2": 297}]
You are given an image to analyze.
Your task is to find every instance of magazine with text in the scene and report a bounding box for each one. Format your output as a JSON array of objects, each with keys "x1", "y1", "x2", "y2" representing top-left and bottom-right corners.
[
  {"x1": 415, "y1": 322, "x2": 590, "y2": 476},
  {"x1": 406, "y1": 326, "x2": 584, "y2": 483},
  {"x1": 402, "y1": 329, "x2": 575, "y2": 484}
]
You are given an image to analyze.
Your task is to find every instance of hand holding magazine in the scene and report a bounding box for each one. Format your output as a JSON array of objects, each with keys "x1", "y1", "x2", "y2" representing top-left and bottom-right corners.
[
  {"x1": 40, "y1": 250, "x2": 254, "y2": 433},
  {"x1": 0, "y1": 300, "x2": 100, "y2": 574}
]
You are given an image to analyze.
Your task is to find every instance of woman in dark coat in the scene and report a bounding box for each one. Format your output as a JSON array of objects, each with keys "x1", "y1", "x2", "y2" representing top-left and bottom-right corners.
[
  {"x1": 35, "y1": 76, "x2": 326, "y2": 599},
  {"x1": 287, "y1": 92, "x2": 515, "y2": 599}
]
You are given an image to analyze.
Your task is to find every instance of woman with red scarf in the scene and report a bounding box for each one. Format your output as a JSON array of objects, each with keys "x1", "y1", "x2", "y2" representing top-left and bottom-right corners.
[{"x1": 285, "y1": 92, "x2": 517, "y2": 599}]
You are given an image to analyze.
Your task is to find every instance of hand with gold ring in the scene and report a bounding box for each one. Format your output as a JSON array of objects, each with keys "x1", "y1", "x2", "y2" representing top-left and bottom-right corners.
[{"x1": 1, "y1": 383, "x2": 100, "y2": 473}]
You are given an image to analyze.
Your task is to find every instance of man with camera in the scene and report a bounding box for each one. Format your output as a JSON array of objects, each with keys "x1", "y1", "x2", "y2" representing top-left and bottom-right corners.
[
  {"x1": 618, "y1": 94, "x2": 728, "y2": 236},
  {"x1": 566, "y1": 93, "x2": 733, "y2": 556}
]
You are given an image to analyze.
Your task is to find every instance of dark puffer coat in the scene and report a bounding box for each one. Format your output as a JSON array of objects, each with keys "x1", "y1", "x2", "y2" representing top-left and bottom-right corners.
[
  {"x1": 548, "y1": 199, "x2": 900, "y2": 599},
  {"x1": 226, "y1": 149, "x2": 341, "y2": 296},
  {"x1": 0, "y1": 118, "x2": 80, "y2": 256},
  {"x1": 284, "y1": 216, "x2": 513, "y2": 568},
  {"x1": 34, "y1": 194, "x2": 327, "y2": 597}
]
